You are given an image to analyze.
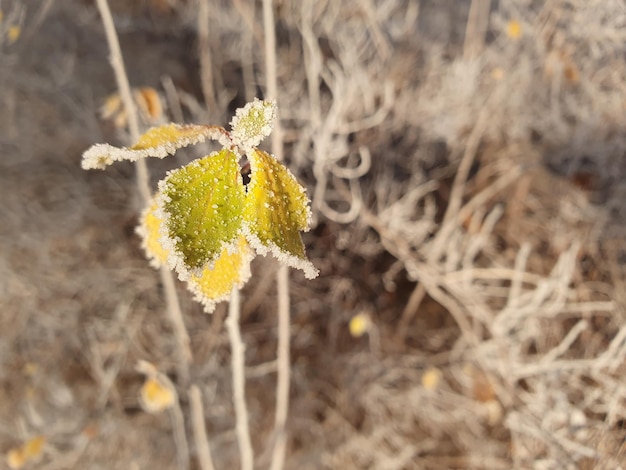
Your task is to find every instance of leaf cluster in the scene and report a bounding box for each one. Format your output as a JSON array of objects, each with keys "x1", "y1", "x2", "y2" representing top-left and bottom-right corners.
[{"x1": 83, "y1": 99, "x2": 317, "y2": 312}]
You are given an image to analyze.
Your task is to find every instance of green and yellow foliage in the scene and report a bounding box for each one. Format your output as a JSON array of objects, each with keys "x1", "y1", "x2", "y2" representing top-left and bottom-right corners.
[{"x1": 83, "y1": 99, "x2": 317, "y2": 312}]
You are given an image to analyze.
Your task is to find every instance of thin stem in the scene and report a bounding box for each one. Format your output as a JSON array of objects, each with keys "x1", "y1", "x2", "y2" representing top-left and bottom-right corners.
[
  {"x1": 169, "y1": 393, "x2": 191, "y2": 470},
  {"x1": 94, "y1": 2, "x2": 192, "y2": 467},
  {"x1": 198, "y1": 0, "x2": 216, "y2": 110},
  {"x1": 270, "y1": 264, "x2": 290, "y2": 470},
  {"x1": 394, "y1": 282, "x2": 426, "y2": 345},
  {"x1": 94, "y1": 0, "x2": 191, "y2": 382},
  {"x1": 463, "y1": 0, "x2": 491, "y2": 61},
  {"x1": 263, "y1": 0, "x2": 284, "y2": 160},
  {"x1": 189, "y1": 385, "x2": 217, "y2": 470},
  {"x1": 160, "y1": 267, "x2": 192, "y2": 385},
  {"x1": 225, "y1": 288, "x2": 254, "y2": 470},
  {"x1": 262, "y1": 0, "x2": 277, "y2": 113},
  {"x1": 94, "y1": 0, "x2": 148, "y2": 202},
  {"x1": 140, "y1": 364, "x2": 190, "y2": 470},
  {"x1": 263, "y1": 1, "x2": 291, "y2": 469}
]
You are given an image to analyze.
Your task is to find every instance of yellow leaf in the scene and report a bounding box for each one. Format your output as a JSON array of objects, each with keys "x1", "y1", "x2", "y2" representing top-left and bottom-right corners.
[
  {"x1": 0, "y1": 10, "x2": 5, "y2": 23},
  {"x1": 140, "y1": 378, "x2": 175, "y2": 413},
  {"x1": 243, "y1": 149, "x2": 318, "y2": 279},
  {"x1": 101, "y1": 87, "x2": 164, "y2": 129},
  {"x1": 131, "y1": 123, "x2": 226, "y2": 151},
  {"x1": 82, "y1": 124, "x2": 231, "y2": 170},
  {"x1": 506, "y1": 20, "x2": 522, "y2": 40},
  {"x1": 134, "y1": 87, "x2": 164, "y2": 123},
  {"x1": 138, "y1": 200, "x2": 170, "y2": 268},
  {"x1": 188, "y1": 236, "x2": 254, "y2": 313}
]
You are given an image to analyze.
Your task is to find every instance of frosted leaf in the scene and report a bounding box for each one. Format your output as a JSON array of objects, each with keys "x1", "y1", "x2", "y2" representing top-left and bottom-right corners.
[
  {"x1": 138, "y1": 202, "x2": 254, "y2": 312},
  {"x1": 188, "y1": 236, "x2": 254, "y2": 313},
  {"x1": 242, "y1": 149, "x2": 318, "y2": 279},
  {"x1": 230, "y1": 98, "x2": 277, "y2": 151},
  {"x1": 157, "y1": 148, "x2": 246, "y2": 279},
  {"x1": 132, "y1": 124, "x2": 231, "y2": 151},
  {"x1": 81, "y1": 124, "x2": 231, "y2": 170},
  {"x1": 136, "y1": 199, "x2": 170, "y2": 269}
]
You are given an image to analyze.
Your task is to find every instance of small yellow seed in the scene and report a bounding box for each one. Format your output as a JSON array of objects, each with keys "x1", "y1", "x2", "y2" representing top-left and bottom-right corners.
[
  {"x1": 22, "y1": 436, "x2": 45, "y2": 460},
  {"x1": 483, "y1": 399, "x2": 503, "y2": 426},
  {"x1": 349, "y1": 313, "x2": 371, "y2": 338},
  {"x1": 421, "y1": 367, "x2": 442, "y2": 390},
  {"x1": 23, "y1": 362, "x2": 38, "y2": 376},
  {"x1": 5, "y1": 436, "x2": 45, "y2": 469},
  {"x1": 491, "y1": 67, "x2": 505, "y2": 81},
  {"x1": 7, "y1": 25, "x2": 20, "y2": 44},
  {"x1": 506, "y1": 20, "x2": 522, "y2": 40},
  {"x1": 6, "y1": 448, "x2": 25, "y2": 469}
]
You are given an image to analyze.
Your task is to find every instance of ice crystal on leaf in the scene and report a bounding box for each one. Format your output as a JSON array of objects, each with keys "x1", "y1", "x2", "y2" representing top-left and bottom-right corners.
[{"x1": 83, "y1": 99, "x2": 317, "y2": 313}]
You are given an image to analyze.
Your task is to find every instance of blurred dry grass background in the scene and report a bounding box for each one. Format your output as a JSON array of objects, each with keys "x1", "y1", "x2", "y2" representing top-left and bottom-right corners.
[{"x1": 1, "y1": 0, "x2": 626, "y2": 468}]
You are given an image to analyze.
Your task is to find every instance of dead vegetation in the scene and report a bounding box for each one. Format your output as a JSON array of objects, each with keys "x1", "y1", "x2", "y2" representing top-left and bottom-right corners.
[{"x1": 1, "y1": 0, "x2": 626, "y2": 469}]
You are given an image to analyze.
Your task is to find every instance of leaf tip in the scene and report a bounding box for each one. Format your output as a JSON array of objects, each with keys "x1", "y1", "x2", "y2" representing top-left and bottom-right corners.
[
  {"x1": 230, "y1": 98, "x2": 277, "y2": 150},
  {"x1": 187, "y1": 237, "x2": 254, "y2": 313},
  {"x1": 81, "y1": 143, "x2": 116, "y2": 170},
  {"x1": 242, "y1": 227, "x2": 318, "y2": 279}
]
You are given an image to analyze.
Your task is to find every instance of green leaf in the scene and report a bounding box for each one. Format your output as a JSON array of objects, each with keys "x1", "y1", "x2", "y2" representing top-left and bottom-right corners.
[
  {"x1": 230, "y1": 98, "x2": 277, "y2": 150},
  {"x1": 138, "y1": 201, "x2": 252, "y2": 313},
  {"x1": 81, "y1": 124, "x2": 231, "y2": 170},
  {"x1": 242, "y1": 149, "x2": 318, "y2": 279},
  {"x1": 157, "y1": 148, "x2": 246, "y2": 279}
]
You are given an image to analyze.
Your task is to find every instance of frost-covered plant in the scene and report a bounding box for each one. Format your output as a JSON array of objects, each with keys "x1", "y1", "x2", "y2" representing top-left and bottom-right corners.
[{"x1": 82, "y1": 98, "x2": 318, "y2": 312}]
